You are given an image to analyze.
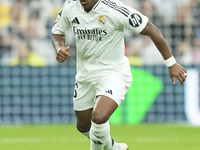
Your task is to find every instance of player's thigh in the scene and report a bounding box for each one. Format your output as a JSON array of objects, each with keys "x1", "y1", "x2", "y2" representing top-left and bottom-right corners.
[
  {"x1": 75, "y1": 108, "x2": 93, "y2": 133},
  {"x1": 92, "y1": 95, "x2": 118, "y2": 124},
  {"x1": 92, "y1": 75, "x2": 131, "y2": 123},
  {"x1": 73, "y1": 81, "x2": 95, "y2": 132}
]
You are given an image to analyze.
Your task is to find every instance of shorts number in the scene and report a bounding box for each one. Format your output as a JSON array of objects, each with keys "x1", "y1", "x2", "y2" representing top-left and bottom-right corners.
[{"x1": 74, "y1": 83, "x2": 78, "y2": 98}]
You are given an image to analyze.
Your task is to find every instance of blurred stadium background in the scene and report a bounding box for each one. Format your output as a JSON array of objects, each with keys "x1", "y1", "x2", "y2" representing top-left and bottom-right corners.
[{"x1": 0, "y1": 0, "x2": 200, "y2": 149}]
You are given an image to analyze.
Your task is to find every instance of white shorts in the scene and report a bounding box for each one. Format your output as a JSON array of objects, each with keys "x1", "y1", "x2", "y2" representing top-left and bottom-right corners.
[{"x1": 73, "y1": 75, "x2": 132, "y2": 111}]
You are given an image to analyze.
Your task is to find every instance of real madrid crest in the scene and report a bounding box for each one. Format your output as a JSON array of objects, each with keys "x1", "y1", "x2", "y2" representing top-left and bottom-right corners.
[{"x1": 98, "y1": 15, "x2": 106, "y2": 26}]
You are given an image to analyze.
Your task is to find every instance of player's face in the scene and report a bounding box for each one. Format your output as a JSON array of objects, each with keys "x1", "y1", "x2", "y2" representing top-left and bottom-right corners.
[{"x1": 80, "y1": 0, "x2": 99, "y2": 12}]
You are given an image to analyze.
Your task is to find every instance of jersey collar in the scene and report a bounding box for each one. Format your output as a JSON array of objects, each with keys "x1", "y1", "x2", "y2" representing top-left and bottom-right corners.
[{"x1": 93, "y1": 0, "x2": 101, "y2": 10}]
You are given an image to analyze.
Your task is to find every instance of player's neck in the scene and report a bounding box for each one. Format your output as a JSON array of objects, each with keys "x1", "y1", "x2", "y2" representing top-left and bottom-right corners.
[{"x1": 81, "y1": 0, "x2": 99, "y2": 13}]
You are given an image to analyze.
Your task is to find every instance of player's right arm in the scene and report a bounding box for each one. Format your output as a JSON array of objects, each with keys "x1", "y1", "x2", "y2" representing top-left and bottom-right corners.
[
  {"x1": 51, "y1": 2, "x2": 71, "y2": 63},
  {"x1": 112, "y1": 0, "x2": 187, "y2": 85}
]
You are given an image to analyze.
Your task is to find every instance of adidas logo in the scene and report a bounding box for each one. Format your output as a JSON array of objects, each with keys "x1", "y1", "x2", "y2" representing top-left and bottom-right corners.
[
  {"x1": 105, "y1": 90, "x2": 112, "y2": 95},
  {"x1": 93, "y1": 133, "x2": 104, "y2": 139},
  {"x1": 71, "y1": 17, "x2": 80, "y2": 24}
]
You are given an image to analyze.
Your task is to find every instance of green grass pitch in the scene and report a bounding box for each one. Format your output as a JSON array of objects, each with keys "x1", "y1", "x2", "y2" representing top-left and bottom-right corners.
[{"x1": 0, "y1": 124, "x2": 200, "y2": 150}]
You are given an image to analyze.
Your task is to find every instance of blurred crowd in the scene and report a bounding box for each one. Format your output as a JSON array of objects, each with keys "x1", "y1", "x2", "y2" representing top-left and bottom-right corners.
[{"x1": 0, "y1": 0, "x2": 199, "y2": 66}]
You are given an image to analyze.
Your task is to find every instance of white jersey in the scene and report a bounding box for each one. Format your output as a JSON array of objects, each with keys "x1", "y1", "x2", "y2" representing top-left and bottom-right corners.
[{"x1": 52, "y1": 0, "x2": 148, "y2": 82}]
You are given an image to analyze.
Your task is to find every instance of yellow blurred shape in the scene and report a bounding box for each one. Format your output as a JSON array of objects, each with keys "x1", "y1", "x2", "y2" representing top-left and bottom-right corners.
[
  {"x1": 9, "y1": 52, "x2": 47, "y2": 67},
  {"x1": 0, "y1": 4, "x2": 12, "y2": 30}
]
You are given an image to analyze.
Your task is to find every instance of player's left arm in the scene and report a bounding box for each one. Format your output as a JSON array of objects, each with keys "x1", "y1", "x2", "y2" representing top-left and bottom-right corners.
[{"x1": 139, "y1": 21, "x2": 187, "y2": 85}]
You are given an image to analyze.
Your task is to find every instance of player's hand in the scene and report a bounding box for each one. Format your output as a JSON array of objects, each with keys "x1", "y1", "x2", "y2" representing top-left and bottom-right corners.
[
  {"x1": 56, "y1": 46, "x2": 70, "y2": 63},
  {"x1": 168, "y1": 63, "x2": 187, "y2": 85}
]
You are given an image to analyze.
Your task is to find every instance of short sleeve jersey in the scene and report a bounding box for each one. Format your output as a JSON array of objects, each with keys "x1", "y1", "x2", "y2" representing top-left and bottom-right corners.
[{"x1": 52, "y1": 0, "x2": 148, "y2": 82}]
